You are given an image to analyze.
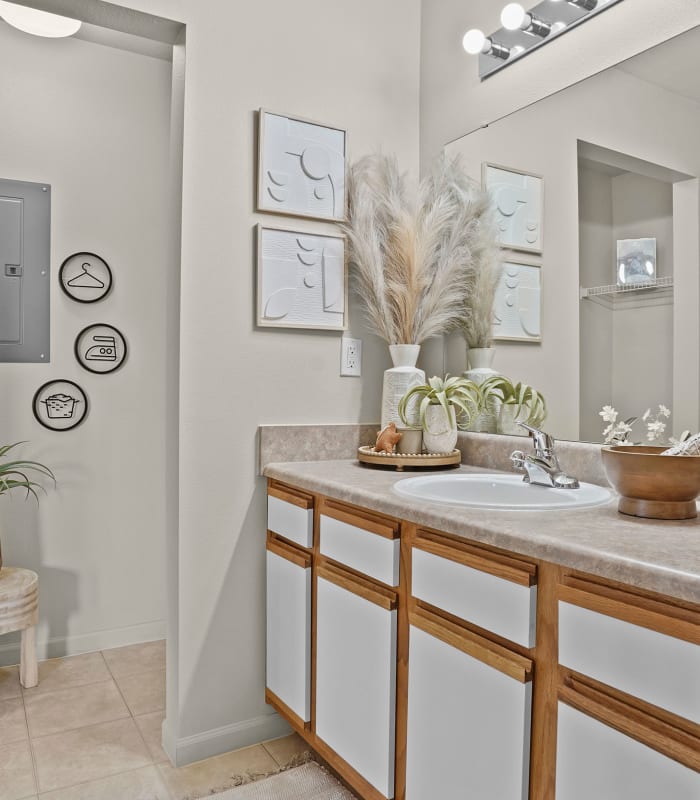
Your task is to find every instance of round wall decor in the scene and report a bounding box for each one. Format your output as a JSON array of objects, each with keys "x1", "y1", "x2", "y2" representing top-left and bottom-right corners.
[
  {"x1": 59, "y1": 252, "x2": 112, "y2": 303},
  {"x1": 74, "y1": 324, "x2": 127, "y2": 374},
  {"x1": 33, "y1": 380, "x2": 88, "y2": 431}
]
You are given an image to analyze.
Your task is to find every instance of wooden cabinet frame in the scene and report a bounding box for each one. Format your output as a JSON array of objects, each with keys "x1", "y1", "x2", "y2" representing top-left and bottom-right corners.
[{"x1": 266, "y1": 481, "x2": 700, "y2": 800}]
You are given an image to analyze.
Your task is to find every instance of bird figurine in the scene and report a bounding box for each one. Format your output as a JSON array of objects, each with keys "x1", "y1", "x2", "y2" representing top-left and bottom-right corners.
[{"x1": 375, "y1": 422, "x2": 402, "y2": 454}]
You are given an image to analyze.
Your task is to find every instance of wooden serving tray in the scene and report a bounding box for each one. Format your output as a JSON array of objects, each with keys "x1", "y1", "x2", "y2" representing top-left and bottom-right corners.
[{"x1": 357, "y1": 446, "x2": 461, "y2": 471}]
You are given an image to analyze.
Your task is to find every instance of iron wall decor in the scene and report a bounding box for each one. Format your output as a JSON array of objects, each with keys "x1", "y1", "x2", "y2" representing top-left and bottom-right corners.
[
  {"x1": 74, "y1": 324, "x2": 127, "y2": 374},
  {"x1": 33, "y1": 379, "x2": 88, "y2": 431},
  {"x1": 59, "y1": 252, "x2": 112, "y2": 303}
]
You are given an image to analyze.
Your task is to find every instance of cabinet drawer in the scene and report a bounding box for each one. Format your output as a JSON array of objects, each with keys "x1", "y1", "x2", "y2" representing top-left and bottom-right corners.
[
  {"x1": 319, "y1": 499, "x2": 400, "y2": 586},
  {"x1": 267, "y1": 481, "x2": 314, "y2": 549},
  {"x1": 559, "y1": 576, "x2": 700, "y2": 725},
  {"x1": 411, "y1": 531, "x2": 537, "y2": 647}
]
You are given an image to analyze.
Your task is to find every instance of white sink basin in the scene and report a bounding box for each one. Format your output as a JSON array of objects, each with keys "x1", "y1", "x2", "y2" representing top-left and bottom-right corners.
[{"x1": 393, "y1": 473, "x2": 612, "y2": 510}]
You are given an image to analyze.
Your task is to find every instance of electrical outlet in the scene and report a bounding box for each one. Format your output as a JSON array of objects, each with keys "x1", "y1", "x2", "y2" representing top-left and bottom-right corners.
[{"x1": 340, "y1": 337, "x2": 362, "y2": 377}]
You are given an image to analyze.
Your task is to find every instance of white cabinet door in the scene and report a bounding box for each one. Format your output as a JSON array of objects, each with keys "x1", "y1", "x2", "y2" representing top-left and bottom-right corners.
[
  {"x1": 405, "y1": 621, "x2": 532, "y2": 800},
  {"x1": 316, "y1": 568, "x2": 397, "y2": 799},
  {"x1": 266, "y1": 541, "x2": 311, "y2": 724},
  {"x1": 557, "y1": 702, "x2": 700, "y2": 799}
]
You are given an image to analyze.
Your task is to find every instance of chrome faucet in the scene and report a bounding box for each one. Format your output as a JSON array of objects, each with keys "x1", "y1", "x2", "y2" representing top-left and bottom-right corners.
[{"x1": 510, "y1": 423, "x2": 580, "y2": 489}]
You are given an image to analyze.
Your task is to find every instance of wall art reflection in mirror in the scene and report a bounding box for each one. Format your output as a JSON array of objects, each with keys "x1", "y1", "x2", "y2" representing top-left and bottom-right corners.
[
  {"x1": 483, "y1": 163, "x2": 543, "y2": 253},
  {"x1": 493, "y1": 260, "x2": 542, "y2": 342}
]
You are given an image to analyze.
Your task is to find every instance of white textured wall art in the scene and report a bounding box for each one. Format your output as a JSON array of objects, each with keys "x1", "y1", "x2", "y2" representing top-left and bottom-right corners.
[
  {"x1": 258, "y1": 110, "x2": 346, "y2": 221},
  {"x1": 493, "y1": 261, "x2": 542, "y2": 342},
  {"x1": 257, "y1": 226, "x2": 347, "y2": 330},
  {"x1": 484, "y1": 163, "x2": 543, "y2": 253}
]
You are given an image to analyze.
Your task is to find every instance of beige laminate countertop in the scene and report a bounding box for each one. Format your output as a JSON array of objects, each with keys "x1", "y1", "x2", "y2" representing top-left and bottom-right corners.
[{"x1": 263, "y1": 460, "x2": 700, "y2": 605}]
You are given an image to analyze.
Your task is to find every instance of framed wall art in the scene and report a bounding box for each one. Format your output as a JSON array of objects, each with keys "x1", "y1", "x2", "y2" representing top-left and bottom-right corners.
[
  {"x1": 256, "y1": 225, "x2": 347, "y2": 331},
  {"x1": 59, "y1": 252, "x2": 112, "y2": 303},
  {"x1": 33, "y1": 379, "x2": 88, "y2": 431},
  {"x1": 493, "y1": 260, "x2": 542, "y2": 342},
  {"x1": 257, "y1": 109, "x2": 347, "y2": 222},
  {"x1": 483, "y1": 163, "x2": 544, "y2": 254}
]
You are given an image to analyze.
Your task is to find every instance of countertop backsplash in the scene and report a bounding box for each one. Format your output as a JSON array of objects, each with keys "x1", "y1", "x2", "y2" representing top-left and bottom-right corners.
[{"x1": 258, "y1": 423, "x2": 610, "y2": 486}]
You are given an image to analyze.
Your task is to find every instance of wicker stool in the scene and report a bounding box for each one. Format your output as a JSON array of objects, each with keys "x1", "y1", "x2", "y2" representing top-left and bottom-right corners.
[{"x1": 0, "y1": 568, "x2": 38, "y2": 688}]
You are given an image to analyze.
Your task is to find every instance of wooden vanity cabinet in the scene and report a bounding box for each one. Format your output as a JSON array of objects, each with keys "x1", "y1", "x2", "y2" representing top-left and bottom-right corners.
[{"x1": 265, "y1": 479, "x2": 700, "y2": 800}]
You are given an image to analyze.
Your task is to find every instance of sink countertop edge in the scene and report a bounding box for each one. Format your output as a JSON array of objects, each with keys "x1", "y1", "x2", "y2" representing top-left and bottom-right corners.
[{"x1": 263, "y1": 459, "x2": 700, "y2": 606}]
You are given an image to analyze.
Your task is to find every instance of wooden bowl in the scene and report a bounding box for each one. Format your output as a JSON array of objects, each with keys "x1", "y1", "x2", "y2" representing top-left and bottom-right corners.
[{"x1": 601, "y1": 445, "x2": 700, "y2": 520}]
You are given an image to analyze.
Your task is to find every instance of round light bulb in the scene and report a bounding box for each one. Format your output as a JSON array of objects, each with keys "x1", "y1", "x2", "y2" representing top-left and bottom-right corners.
[
  {"x1": 0, "y1": 1, "x2": 81, "y2": 38},
  {"x1": 501, "y1": 3, "x2": 528, "y2": 31},
  {"x1": 462, "y1": 28, "x2": 487, "y2": 55},
  {"x1": 551, "y1": 20, "x2": 567, "y2": 33}
]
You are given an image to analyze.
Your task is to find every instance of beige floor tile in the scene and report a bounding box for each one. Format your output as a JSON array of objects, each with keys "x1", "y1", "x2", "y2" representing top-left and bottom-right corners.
[
  {"x1": 37, "y1": 765, "x2": 170, "y2": 799},
  {"x1": 0, "y1": 698, "x2": 28, "y2": 746},
  {"x1": 134, "y1": 712, "x2": 169, "y2": 763},
  {"x1": 0, "y1": 739, "x2": 36, "y2": 800},
  {"x1": 0, "y1": 666, "x2": 21, "y2": 701},
  {"x1": 102, "y1": 641, "x2": 165, "y2": 679},
  {"x1": 157, "y1": 743, "x2": 279, "y2": 800},
  {"x1": 261, "y1": 733, "x2": 311, "y2": 768},
  {"x1": 25, "y1": 680, "x2": 129, "y2": 739},
  {"x1": 32, "y1": 718, "x2": 152, "y2": 794},
  {"x1": 114, "y1": 669, "x2": 165, "y2": 716},
  {"x1": 23, "y1": 652, "x2": 110, "y2": 697}
]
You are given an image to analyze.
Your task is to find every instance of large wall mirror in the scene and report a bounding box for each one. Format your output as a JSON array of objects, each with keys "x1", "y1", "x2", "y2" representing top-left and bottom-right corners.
[{"x1": 446, "y1": 25, "x2": 700, "y2": 445}]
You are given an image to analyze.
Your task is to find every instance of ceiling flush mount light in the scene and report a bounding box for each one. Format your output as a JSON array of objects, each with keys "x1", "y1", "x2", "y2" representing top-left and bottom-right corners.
[
  {"x1": 465, "y1": 0, "x2": 623, "y2": 80},
  {"x1": 0, "y1": 1, "x2": 81, "y2": 38}
]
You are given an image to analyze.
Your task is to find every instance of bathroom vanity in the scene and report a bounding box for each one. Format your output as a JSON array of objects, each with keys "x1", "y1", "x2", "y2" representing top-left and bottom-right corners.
[{"x1": 263, "y1": 460, "x2": 700, "y2": 800}]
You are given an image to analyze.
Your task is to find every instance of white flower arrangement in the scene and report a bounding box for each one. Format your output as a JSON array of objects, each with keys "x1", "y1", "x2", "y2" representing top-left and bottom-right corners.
[{"x1": 600, "y1": 404, "x2": 673, "y2": 445}]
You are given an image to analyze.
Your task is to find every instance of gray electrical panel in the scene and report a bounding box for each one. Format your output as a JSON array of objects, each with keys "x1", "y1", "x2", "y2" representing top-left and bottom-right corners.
[{"x1": 0, "y1": 178, "x2": 50, "y2": 362}]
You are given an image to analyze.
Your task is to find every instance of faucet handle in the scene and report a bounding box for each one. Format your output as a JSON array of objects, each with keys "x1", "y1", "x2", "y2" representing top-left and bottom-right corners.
[{"x1": 518, "y1": 422, "x2": 555, "y2": 454}]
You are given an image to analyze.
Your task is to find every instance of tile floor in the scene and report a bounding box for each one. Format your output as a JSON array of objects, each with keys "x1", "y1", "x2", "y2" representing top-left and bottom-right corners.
[{"x1": 0, "y1": 640, "x2": 311, "y2": 800}]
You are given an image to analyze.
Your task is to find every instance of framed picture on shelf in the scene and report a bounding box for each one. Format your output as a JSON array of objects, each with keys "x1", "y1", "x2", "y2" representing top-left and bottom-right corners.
[
  {"x1": 616, "y1": 237, "x2": 656, "y2": 286},
  {"x1": 256, "y1": 224, "x2": 347, "y2": 331},
  {"x1": 483, "y1": 163, "x2": 544, "y2": 254},
  {"x1": 257, "y1": 109, "x2": 347, "y2": 222},
  {"x1": 493, "y1": 259, "x2": 542, "y2": 342}
]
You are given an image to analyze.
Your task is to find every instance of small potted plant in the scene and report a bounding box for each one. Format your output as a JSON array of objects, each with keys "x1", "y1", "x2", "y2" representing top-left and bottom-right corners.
[
  {"x1": 398, "y1": 375, "x2": 480, "y2": 453},
  {"x1": 0, "y1": 443, "x2": 55, "y2": 570},
  {"x1": 478, "y1": 376, "x2": 547, "y2": 435}
]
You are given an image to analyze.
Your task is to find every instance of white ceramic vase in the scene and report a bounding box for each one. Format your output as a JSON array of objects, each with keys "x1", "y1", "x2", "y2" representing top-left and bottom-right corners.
[
  {"x1": 422, "y1": 405, "x2": 458, "y2": 454},
  {"x1": 498, "y1": 404, "x2": 528, "y2": 436},
  {"x1": 465, "y1": 346, "x2": 499, "y2": 433},
  {"x1": 381, "y1": 344, "x2": 425, "y2": 430}
]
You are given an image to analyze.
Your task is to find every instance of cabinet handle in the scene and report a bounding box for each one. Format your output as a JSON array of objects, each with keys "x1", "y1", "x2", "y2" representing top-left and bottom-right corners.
[
  {"x1": 413, "y1": 529, "x2": 537, "y2": 587},
  {"x1": 409, "y1": 605, "x2": 533, "y2": 683},
  {"x1": 317, "y1": 560, "x2": 398, "y2": 611},
  {"x1": 266, "y1": 533, "x2": 312, "y2": 568},
  {"x1": 320, "y1": 498, "x2": 399, "y2": 540},
  {"x1": 559, "y1": 575, "x2": 700, "y2": 646},
  {"x1": 560, "y1": 670, "x2": 700, "y2": 773},
  {"x1": 268, "y1": 481, "x2": 314, "y2": 510}
]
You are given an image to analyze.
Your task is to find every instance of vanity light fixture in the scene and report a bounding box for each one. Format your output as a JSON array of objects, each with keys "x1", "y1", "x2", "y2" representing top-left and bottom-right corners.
[
  {"x1": 465, "y1": 0, "x2": 623, "y2": 80},
  {"x1": 0, "y1": 1, "x2": 81, "y2": 38}
]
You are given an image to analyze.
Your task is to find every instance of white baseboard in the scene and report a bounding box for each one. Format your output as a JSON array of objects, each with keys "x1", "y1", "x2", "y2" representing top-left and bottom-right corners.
[
  {"x1": 0, "y1": 620, "x2": 167, "y2": 666},
  {"x1": 166, "y1": 711, "x2": 291, "y2": 767}
]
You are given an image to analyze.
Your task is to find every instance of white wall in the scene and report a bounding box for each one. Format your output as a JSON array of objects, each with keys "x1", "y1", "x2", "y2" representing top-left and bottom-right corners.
[
  {"x1": 447, "y1": 67, "x2": 700, "y2": 441},
  {"x1": 12, "y1": 0, "x2": 422, "y2": 766},
  {"x1": 0, "y1": 24, "x2": 172, "y2": 661},
  {"x1": 420, "y1": 0, "x2": 700, "y2": 167}
]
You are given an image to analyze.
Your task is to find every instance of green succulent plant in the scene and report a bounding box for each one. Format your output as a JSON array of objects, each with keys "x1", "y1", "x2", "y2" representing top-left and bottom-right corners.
[
  {"x1": 0, "y1": 442, "x2": 55, "y2": 502},
  {"x1": 479, "y1": 376, "x2": 547, "y2": 430},
  {"x1": 398, "y1": 375, "x2": 481, "y2": 433}
]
